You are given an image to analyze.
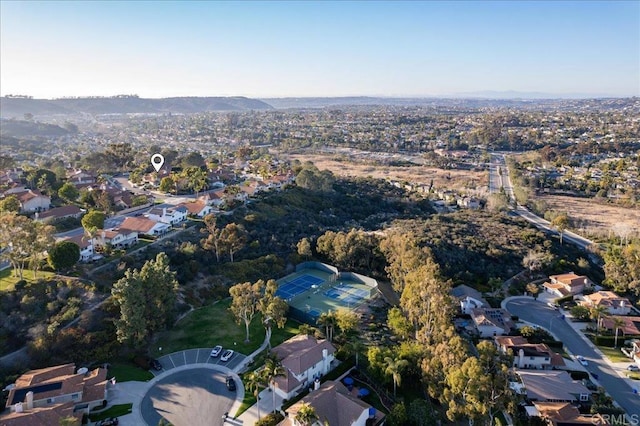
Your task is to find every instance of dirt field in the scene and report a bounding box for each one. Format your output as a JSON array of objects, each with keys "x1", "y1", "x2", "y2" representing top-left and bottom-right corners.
[
  {"x1": 285, "y1": 153, "x2": 488, "y2": 191},
  {"x1": 537, "y1": 194, "x2": 640, "y2": 238}
]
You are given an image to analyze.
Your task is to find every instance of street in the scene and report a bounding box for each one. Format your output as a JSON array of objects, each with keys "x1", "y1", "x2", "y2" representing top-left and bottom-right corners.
[{"x1": 505, "y1": 298, "x2": 640, "y2": 415}]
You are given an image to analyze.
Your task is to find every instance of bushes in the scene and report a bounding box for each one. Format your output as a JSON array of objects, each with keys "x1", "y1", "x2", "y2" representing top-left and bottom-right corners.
[{"x1": 255, "y1": 412, "x2": 284, "y2": 426}]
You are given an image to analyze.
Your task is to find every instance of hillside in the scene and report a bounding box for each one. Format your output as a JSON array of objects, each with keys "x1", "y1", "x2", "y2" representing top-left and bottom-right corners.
[{"x1": 0, "y1": 96, "x2": 273, "y2": 118}]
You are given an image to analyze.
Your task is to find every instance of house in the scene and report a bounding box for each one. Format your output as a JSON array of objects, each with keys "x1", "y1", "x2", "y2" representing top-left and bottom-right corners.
[
  {"x1": 495, "y1": 336, "x2": 565, "y2": 369},
  {"x1": 451, "y1": 284, "x2": 488, "y2": 314},
  {"x1": 515, "y1": 371, "x2": 591, "y2": 404},
  {"x1": 543, "y1": 273, "x2": 591, "y2": 297},
  {"x1": 626, "y1": 340, "x2": 640, "y2": 368},
  {"x1": 66, "y1": 169, "x2": 96, "y2": 185},
  {"x1": 271, "y1": 335, "x2": 337, "y2": 400},
  {"x1": 93, "y1": 228, "x2": 138, "y2": 250},
  {"x1": 599, "y1": 316, "x2": 640, "y2": 336},
  {"x1": 281, "y1": 381, "x2": 383, "y2": 426},
  {"x1": 120, "y1": 217, "x2": 170, "y2": 236},
  {"x1": 457, "y1": 196, "x2": 481, "y2": 209},
  {"x1": 35, "y1": 205, "x2": 83, "y2": 223},
  {"x1": 145, "y1": 205, "x2": 188, "y2": 225},
  {"x1": 470, "y1": 308, "x2": 515, "y2": 337},
  {"x1": 60, "y1": 235, "x2": 94, "y2": 263},
  {"x1": 579, "y1": 291, "x2": 632, "y2": 315},
  {"x1": 180, "y1": 201, "x2": 213, "y2": 218},
  {"x1": 1, "y1": 363, "x2": 108, "y2": 426},
  {"x1": 11, "y1": 190, "x2": 51, "y2": 213},
  {"x1": 528, "y1": 402, "x2": 608, "y2": 425},
  {"x1": 199, "y1": 189, "x2": 227, "y2": 207}
]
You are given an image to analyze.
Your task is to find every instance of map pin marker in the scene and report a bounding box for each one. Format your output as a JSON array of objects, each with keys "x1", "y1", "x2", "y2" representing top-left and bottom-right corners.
[{"x1": 151, "y1": 154, "x2": 165, "y2": 172}]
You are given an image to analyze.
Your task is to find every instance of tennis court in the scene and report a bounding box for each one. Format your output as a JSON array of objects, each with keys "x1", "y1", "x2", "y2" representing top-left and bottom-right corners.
[{"x1": 276, "y1": 274, "x2": 325, "y2": 300}]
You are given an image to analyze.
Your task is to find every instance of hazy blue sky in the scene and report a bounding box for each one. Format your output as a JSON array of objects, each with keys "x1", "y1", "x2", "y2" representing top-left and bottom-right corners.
[{"x1": 1, "y1": 1, "x2": 638, "y2": 98}]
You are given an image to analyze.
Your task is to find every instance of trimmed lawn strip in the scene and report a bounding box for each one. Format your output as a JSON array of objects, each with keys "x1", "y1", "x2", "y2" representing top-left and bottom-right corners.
[
  {"x1": 0, "y1": 268, "x2": 56, "y2": 292},
  {"x1": 597, "y1": 345, "x2": 629, "y2": 363},
  {"x1": 108, "y1": 362, "x2": 154, "y2": 382},
  {"x1": 150, "y1": 299, "x2": 300, "y2": 358},
  {"x1": 88, "y1": 403, "x2": 133, "y2": 422}
]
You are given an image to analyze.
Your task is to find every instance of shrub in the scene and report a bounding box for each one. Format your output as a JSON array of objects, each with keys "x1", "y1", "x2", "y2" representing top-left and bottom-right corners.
[{"x1": 255, "y1": 412, "x2": 284, "y2": 426}]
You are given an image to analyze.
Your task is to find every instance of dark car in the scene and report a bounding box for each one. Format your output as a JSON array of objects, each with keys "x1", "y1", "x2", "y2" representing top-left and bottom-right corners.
[
  {"x1": 97, "y1": 418, "x2": 119, "y2": 426},
  {"x1": 226, "y1": 376, "x2": 236, "y2": 391},
  {"x1": 149, "y1": 359, "x2": 162, "y2": 371}
]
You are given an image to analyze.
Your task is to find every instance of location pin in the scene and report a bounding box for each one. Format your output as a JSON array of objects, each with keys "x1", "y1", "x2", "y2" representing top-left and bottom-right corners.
[{"x1": 151, "y1": 154, "x2": 165, "y2": 172}]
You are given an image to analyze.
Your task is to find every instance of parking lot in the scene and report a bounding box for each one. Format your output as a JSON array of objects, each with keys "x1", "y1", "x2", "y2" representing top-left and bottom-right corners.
[{"x1": 153, "y1": 348, "x2": 247, "y2": 376}]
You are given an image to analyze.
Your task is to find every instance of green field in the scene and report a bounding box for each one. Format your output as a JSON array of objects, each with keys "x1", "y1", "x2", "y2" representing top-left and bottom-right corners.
[
  {"x1": 0, "y1": 268, "x2": 56, "y2": 292},
  {"x1": 108, "y1": 362, "x2": 154, "y2": 382},
  {"x1": 597, "y1": 345, "x2": 630, "y2": 363},
  {"x1": 150, "y1": 299, "x2": 300, "y2": 358},
  {"x1": 88, "y1": 403, "x2": 133, "y2": 422}
]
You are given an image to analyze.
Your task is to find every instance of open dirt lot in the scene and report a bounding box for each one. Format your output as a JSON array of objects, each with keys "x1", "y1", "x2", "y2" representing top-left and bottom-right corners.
[
  {"x1": 537, "y1": 194, "x2": 640, "y2": 238},
  {"x1": 285, "y1": 153, "x2": 488, "y2": 191}
]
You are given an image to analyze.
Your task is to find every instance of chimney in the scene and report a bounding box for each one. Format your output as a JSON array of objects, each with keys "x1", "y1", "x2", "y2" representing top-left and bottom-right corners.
[
  {"x1": 26, "y1": 391, "x2": 34, "y2": 409},
  {"x1": 518, "y1": 349, "x2": 524, "y2": 368}
]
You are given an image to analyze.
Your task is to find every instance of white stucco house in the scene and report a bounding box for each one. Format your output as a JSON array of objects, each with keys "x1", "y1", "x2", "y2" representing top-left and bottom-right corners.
[{"x1": 145, "y1": 205, "x2": 188, "y2": 225}]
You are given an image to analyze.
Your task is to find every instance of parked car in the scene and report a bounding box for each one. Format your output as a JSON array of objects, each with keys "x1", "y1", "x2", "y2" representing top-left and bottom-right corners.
[
  {"x1": 576, "y1": 355, "x2": 588, "y2": 366},
  {"x1": 133, "y1": 355, "x2": 162, "y2": 371},
  {"x1": 149, "y1": 359, "x2": 162, "y2": 371},
  {"x1": 226, "y1": 376, "x2": 236, "y2": 391},
  {"x1": 210, "y1": 345, "x2": 223, "y2": 358},
  {"x1": 221, "y1": 350, "x2": 234, "y2": 362},
  {"x1": 627, "y1": 364, "x2": 639, "y2": 371},
  {"x1": 97, "y1": 418, "x2": 119, "y2": 426}
]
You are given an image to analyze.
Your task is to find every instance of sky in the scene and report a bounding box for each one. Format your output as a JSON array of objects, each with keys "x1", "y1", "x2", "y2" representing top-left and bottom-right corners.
[{"x1": 1, "y1": 1, "x2": 638, "y2": 99}]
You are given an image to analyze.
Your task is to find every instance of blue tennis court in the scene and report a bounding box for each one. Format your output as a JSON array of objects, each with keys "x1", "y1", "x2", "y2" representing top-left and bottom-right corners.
[{"x1": 276, "y1": 274, "x2": 324, "y2": 300}]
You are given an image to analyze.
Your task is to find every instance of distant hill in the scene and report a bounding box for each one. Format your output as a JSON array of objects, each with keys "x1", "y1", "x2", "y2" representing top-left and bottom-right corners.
[
  {"x1": 0, "y1": 119, "x2": 71, "y2": 138},
  {"x1": 0, "y1": 96, "x2": 273, "y2": 118}
]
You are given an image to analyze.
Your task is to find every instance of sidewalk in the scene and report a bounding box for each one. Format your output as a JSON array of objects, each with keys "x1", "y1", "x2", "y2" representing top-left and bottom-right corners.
[{"x1": 236, "y1": 386, "x2": 285, "y2": 425}]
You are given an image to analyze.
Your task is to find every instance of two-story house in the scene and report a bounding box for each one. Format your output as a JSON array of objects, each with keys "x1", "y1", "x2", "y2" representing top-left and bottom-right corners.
[
  {"x1": 282, "y1": 381, "x2": 383, "y2": 426},
  {"x1": 471, "y1": 308, "x2": 515, "y2": 337},
  {"x1": 1, "y1": 363, "x2": 108, "y2": 426},
  {"x1": 145, "y1": 205, "x2": 188, "y2": 225},
  {"x1": 93, "y1": 228, "x2": 138, "y2": 250},
  {"x1": 515, "y1": 371, "x2": 591, "y2": 404},
  {"x1": 180, "y1": 201, "x2": 214, "y2": 218},
  {"x1": 60, "y1": 235, "x2": 94, "y2": 263},
  {"x1": 495, "y1": 336, "x2": 565, "y2": 369},
  {"x1": 543, "y1": 273, "x2": 591, "y2": 298},
  {"x1": 579, "y1": 291, "x2": 632, "y2": 315},
  {"x1": 120, "y1": 217, "x2": 170, "y2": 237},
  {"x1": 35, "y1": 205, "x2": 83, "y2": 223},
  {"x1": 451, "y1": 284, "x2": 488, "y2": 315},
  {"x1": 11, "y1": 189, "x2": 51, "y2": 213},
  {"x1": 271, "y1": 335, "x2": 337, "y2": 400}
]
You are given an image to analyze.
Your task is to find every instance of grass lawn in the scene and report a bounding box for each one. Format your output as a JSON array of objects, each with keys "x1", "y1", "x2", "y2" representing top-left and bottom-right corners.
[
  {"x1": 0, "y1": 268, "x2": 56, "y2": 292},
  {"x1": 150, "y1": 299, "x2": 300, "y2": 358},
  {"x1": 108, "y1": 362, "x2": 154, "y2": 382},
  {"x1": 597, "y1": 345, "x2": 629, "y2": 363},
  {"x1": 88, "y1": 403, "x2": 133, "y2": 422},
  {"x1": 627, "y1": 372, "x2": 640, "y2": 380}
]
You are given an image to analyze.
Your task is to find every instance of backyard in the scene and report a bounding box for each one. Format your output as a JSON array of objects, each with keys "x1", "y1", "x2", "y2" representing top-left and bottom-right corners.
[{"x1": 0, "y1": 268, "x2": 55, "y2": 292}]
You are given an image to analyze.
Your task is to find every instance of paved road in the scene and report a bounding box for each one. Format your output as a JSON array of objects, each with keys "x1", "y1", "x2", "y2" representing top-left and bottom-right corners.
[
  {"x1": 141, "y1": 368, "x2": 235, "y2": 426},
  {"x1": 505, "y1": 298, "x2": 640, "y2": 415}
]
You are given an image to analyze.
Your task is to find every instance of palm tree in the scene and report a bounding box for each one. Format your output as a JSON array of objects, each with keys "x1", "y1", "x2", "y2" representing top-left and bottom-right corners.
[
  {"x1": 590, "y1": 305, "x2": 609, "y2": 337},
  {"x1": 384, "y1": 356, "x2": 409, "y2": 397},
  {"x1": 613, "y1": 317, "x2": 625, "y2": 348},
  {"x1": 317, "y1": 311, "x2": 336, "y2": 342},
  {"x1": 345, "y1": 339, "x2": 365, "y2": 368},
  {"x1": 294, "y1": 402, "x2": 318, "y2": 426},
  {"x1": 245, "y1": 371, "x2": 266, "y2": 420},
  {"x1": 263, "y1": 355, "x2": 286, "y2": 414}
]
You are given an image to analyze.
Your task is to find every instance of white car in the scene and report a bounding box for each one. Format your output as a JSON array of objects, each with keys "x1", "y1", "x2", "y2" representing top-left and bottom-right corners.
[
  {"x1": 576, "y1": 355, "x2": 588, "y2": 366},
  {"x1": 627, "y1": 364, "x2": 639, "y2": 372},
  {"x1": 221, "y1": 350, "x2": 234, "y2": 362},
  {"x1": 210, "y1": 345, "x2": 223, "y2": 357}
]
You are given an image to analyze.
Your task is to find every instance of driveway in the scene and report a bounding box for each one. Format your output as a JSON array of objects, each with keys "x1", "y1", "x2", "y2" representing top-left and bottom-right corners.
[{"x1": 505, "y1": 297, "x2": 640, "y2": 416}]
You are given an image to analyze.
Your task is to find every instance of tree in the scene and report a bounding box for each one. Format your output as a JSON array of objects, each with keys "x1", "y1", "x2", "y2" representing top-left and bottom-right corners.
[
  {"x1": 613, "y1": 317, "x2": 625, "y2": 348},
  {"x1": 522, "y1": 250, "x2": 551, "y2": 274},
  {"x1": 0, "y1": 212, "x2": 54, "y2": 280},
  {"x1": 220, "y1": 223, "x2": 247, "y2": 262},
  {"x1": 335, "y1": 309, "x2": 360, "y2": 337},
  {"x1": 590, "y1": 305, "x2": 609, "y2": 337},
  {"x1": 551, "y1": 213, "x2": 570, "y2": 245},
  {"x1": 570, "y1": 305, "x2": 590, "y2": 321},
  {"x1": 201, "y1": 214, "x2": 223, "y2": 262},
  {"x1": 105, "y1": 142, "x2": 134, "y2": 169},
  {"x1": 47, "y1": 241, "x2": 80, "y2": 271},
  {"x1": 387, "y1": 307, "x2": 413, "y2": 340},
  {"x1": 181, "y1": 166, "x2": 208, "y2": 196},
  {"x1": 111, "y1": 253, "x2": 179, "y2": 347},
  {"x1": 384, "y1": 356, "x2": 409, "y2": 397},
  {"x1": 259, "y1": 279, "x2": 289, "y2": 346},
  {"x1": 525, "y1": 283, "x2": 540, "y2": 299},
  {"x1": 263, "y1": 354, "x2": 286, "y2": 413},
  {"x1": 229, "y1": 280, "x2": 264, "y2": 342},
  {"x1": 159, "y1": 176, "x2": 176, "y2": 194},
  {"x1": 0, "y1": 195, "x2": 20, "y2": 212},
  {"x1": 297, "y1": 237, "x2": 312, "y2": 260},
  {"x1": 245, "y1": 370, "x2": 266, "y2": 420},
  {"x1": 294, "y1": 403, "x2": 318, "y2": 426},
  {"x1": 317, "y1": 311, "x2": 337, "y2": 342},
  {"x1": 180, "y1": 151, "x2": 206, "y2": 168},
  {"x1": 81, "y1": 210, "x2": 105, "y2": 235},
  {"x1": 58, "y1": 182, "x2": 79, "y2": 202},
  {"x1": 58, "y1": 416, "x2": 80, "y2": 426}
]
